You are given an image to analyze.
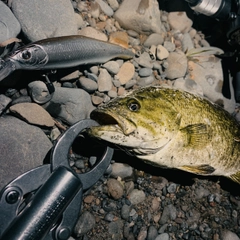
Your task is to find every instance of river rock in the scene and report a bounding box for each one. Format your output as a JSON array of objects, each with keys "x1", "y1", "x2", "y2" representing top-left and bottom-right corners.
[
  {"x1": 0, "y1": 116, "x2": 52, "y2": 189},
  {"x1": 9, "y1": 102, "x2": 55, "y2": 127},
  {"x1": 116, "y1": 62, "x2": 135, "y2": 85},
  {"x1": 95, "y1": 0, "x2": 114, "y2": 16},
  {"x1": 168, "y1": 11, "x2": 193, "y2": 33},
  {"x1": 78, "y1": 27, "x2": 108, "y2": 41},
  {"x1": 11, "y1": 0, "x2": 78, "y2": 41},
  {"x1": 156, "y1": 45, "x2": 169, "y2": 60},
  {"x1": 165, "y1": 50, "x2": 188, "y2": 79},
  {"x1": 187, "y1": 48, "x2": 235, "y2": 113},
  {"x1": 98, "y1": 68, "x2": 113, "y2": 92},
  {"x1": 114, "y1": 0, "x2": 162, "y2": 35},
  {"x1": 143, "y1": 33, "x2": 164, "y2": 47},
  {"x1": 43, "y1": 87, "x2": 95, "y2": 125},
  {"x1": 0, "y1": 1, "x2": 21, "y2": 43},
  {"x1": 0, "y1": 94, "x2": 12, "y2": 114}
]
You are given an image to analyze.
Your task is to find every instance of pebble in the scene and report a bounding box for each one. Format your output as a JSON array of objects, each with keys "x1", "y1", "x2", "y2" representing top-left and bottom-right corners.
[
  {"x1": 0, "y1": 1, "x2": 21, "y2": 43},
  {"x1": 98, "y1": 68, "x2": 113, "y2": 92},
  {"x1": 121, "y1": 204, "x2": 132, "y2": 220},
  {"x1": 103, "y1": 61, "x2": 120, "y2": 75},
  {"x1": 168, "y1": 11, "x2": 193, "y2": 33},
  {"x1": 165, "y1": 51, "x2": 188, "y2": 79},
  {"x1": 143, "y1": 33, "x2": 164, "y2": 47},
  {"x1": 147, "y1": 225, "x2": 158, "y2": 240},
  {"x1": 11, "y1": 0, "x2": 78, "y2": 41},
  {"x1": 78, "y1": 77, "x2": 98, "y2": 93},
  {"x1": 9, "y1": 102, "x2": 55, "y2": 127},
  {"x1": 182, "y1": 32, "x2": 194, "y2": 52},
  {"x1": 163, "y1": 41, "x2": 176, "y2": 52},
  {"x1": 0, "y1": 116, "x2": 52, "y2": 189},
  {"x1": 95, "y1": 0, "x2": 114, "y2": 16},
  {"x1": 128, "y1": 189, "x2": 146, "y2": 205},
  {"x1": 138, "y1": 68, "x2": 153, "y2": 77},
  {"x1": 116, "y1": 62, "x2": 135, "y2": 85},
  {"x1": 156, "y1": 45, "x2": 169, "y2": 60},
  {"x1": 135, "y1": 52, "x2": 154, "y2": 69},
  {"x1": 106, "y1": 0, "x2": 119, "y2": 11},
  {"x1": 110, "y1": 162, "x2": 134, "y2": 180},
  {"x1": 109, "y1": 31, "x2": 129, "y2": 49},
  {"x1": 107, "y1": 178, "x2": 124, "y2": 200},
  {"x1": 155, "y1": 233, "x2": 170, "y2": 240},
  {"x1": 222, "y1": 230, "x2": 240, "y2": 240},
  {"x1": 159, "y1": 204, "x2": 177, "y2": 224},
  {"x1": 114, "y1": 0, "x2": 162, "y2": 34},
  {"x1": 43, "y1": 87, "x2": 95, "y2": 125},
  {"x1": 74, "y1": 211, "x2": 96, "y2": 237},
  {"x1": 0, "y1": 94, "x2": 11, "y2": 114},
  {"x1": 78, "y1": 27, "x2": 108, "y2": 41}
]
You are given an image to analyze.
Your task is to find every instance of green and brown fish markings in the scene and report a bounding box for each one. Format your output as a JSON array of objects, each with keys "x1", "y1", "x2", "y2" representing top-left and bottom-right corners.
[{"x1": 88, "y1": 86, "x2": 240, "y2": 184}]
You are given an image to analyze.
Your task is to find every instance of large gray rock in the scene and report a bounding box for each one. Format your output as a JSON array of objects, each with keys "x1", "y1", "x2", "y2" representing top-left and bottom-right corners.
[
  {"x1": 114, "y1": 0, "x2": 162, "y2": 35},
  {"x1": 0, "y1": 1, "x2": 21, "y2": 43},
  {"x1": 0, "y1": 116, "x2": 52, "y2": 189},
  {"x1": 11, "y1": 0, "x2": 78, "y2": 41},
  {"x1": 43, "y1": 87, "x2": 95, "y2": 125}
]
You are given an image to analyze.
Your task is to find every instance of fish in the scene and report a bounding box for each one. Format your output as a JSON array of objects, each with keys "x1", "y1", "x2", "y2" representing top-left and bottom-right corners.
[
  {"x1": 0, "y1": 35, "x2": 134, "y2": 81},
  {"x1": 87, "y1": 86, "x2": 240, "y2": 184}
]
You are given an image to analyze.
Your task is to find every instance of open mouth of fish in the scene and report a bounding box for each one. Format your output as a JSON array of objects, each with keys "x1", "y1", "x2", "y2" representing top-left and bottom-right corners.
[{"x1": 90, "y1": 110, "x2": 137, "y2": 135}]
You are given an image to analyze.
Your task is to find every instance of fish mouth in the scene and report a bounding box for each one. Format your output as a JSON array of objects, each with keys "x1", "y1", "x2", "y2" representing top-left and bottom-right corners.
[{"x1": 90, "y1": 109, "x2": 137, "y2": 136}]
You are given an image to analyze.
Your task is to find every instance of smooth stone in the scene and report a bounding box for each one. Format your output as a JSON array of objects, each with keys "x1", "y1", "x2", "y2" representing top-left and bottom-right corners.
[
  {"x1": 95, "y1": 0, "x2": 114, "y2": 16},
  {"x1": 43, "y1": 87, "x2": 95, "y2": 125},
  {"x1": 28, "y1": 81, "x2": 52, "y2": 105},
  {"x1": 147, "y1": 225, "x2": 158, "y2": 240},
  {"x1": 143, "y1": 33, "x2": 164, "y2": 47},
  {"x1": 78, "y1": 77, "x2": 98, "y2": 93},
  {"x1": 0, "y1": 1, "x2": 21, "y2": 43},
  {"x1": 182, "y1": 32, "x2": 194, "y2": 52},
  {"x1": 173, "y1": 78, "x2": 203, "y2": 96},
  {"x1": 222, "y1": 230, "x2": 240, "y2": 240},
  {"x1": 90, "y1": 1, "x2": 101, "y2": 19},
  {"x1": 11, "y1": 0, "x2": 78, "y2": 41},
  {"x1": 138, "y1": 75, "x2": 155, "y2": 86},
  {"x1": 98, "y1": 68, "x2": 113, "y2": 92},
  {"x1": 9, "y1": 103, "x2": 55, "y2": 127},
  {"x1": 108, "y1": 90, "x2": 118, "y2": 98},
  {"x1": 0, "y1": 94, "x2": 11, "y2": 114},
  {"x1": 110, "y1": 162, "x2": 134, "y2": 180},
  {"x1": 78, "y1": 26, "x2": 108, "y2": 41},
  {"x1": 60, "y1": 70, "x2": 80, "y2": 82},
  {"x1": 139, "y1": 68, "x2": 153, "y2": 77},
  {"x1": 114, "y1": 0, "x2": 162, "y2": 34},
  {"x1": 121, "y1": 204, "x2": 132, "y2": 220},
  {"x1": 106, "y1": 0, "x2": 119, "y2": 11},
  {"x1": 103, "y1": 61, "x2": 120, "y2": 75},
  {"x1": 74, "y1": 211, "x2": 96, "y2": 237},
  {"x1": 0, "y1": 116, "x2": 52, "y2": 189},
  {"x1": 156, "y1": 45, "x2": 169, "y2": 60},
  {"x1": 163, "y1": 41, "x2": 176, "y2": 52},
  {"x1": 168, "y1": 11, "x2": 193, "y2": 33},
  {"x1": 128, "y1": 189, "x2": 146, "y2": 205},
  {"x1": 91, "y1": 94, "x2": 104, "y2": 105},
  {"x1": 159, "y1": 204, "x2": 177, "y2": 224},
  {"x1": 155, "y1": 233, "x2": 170, "y2": 240},
  {"x1": 107, "y1": 178, "x2": 124, "y2": 200},
  {"x1": 116, "y1": 62, "x2": 135, "y2": 85},
  {"x1": 125, "y1": 79, "x2": 137, "y2": 89},
  {"x1": 165, "y1": 51, "x2": 188, "y2": 79},
  {"x1": 109, "y1": 31, "x2": 129, "y2": 49},
  {"x1": 135, "y1": 51, "x2": 154, "y2": 69},
  {"x1": 187, "y1": 49, "x2": 235, "y2": 113}
]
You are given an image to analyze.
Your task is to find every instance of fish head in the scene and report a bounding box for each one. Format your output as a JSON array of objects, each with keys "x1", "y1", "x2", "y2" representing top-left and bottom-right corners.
[
  {"x1": 88, "y1": 87, "x2": 181, "y2": 156},
  {"x1": 4, "y1": 44, "x2": 48, "y2": 70}
]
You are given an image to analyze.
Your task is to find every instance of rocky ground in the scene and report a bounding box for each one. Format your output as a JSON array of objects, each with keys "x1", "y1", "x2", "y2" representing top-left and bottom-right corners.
[{"x1": 0, "y1": 0, "x2": 240, "y2": 239}]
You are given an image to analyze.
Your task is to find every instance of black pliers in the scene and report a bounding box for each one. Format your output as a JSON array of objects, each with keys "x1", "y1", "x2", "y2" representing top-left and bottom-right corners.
[{"x1": 0, "y1": 119, "x2": 114, "y2": 240}]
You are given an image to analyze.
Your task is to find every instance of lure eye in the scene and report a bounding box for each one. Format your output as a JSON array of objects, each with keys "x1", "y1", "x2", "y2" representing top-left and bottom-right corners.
[
  {"x1": 127, "y1": 99, "x2": 140, "y2": 112},
  {"x1": 21, "y1": 50, "x2": 31, "y2": 60}
]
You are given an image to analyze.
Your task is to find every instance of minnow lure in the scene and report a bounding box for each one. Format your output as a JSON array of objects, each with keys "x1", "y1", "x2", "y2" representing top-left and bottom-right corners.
[{"x1": 0, "y1": 35, "x2": 134, "y2": 81}]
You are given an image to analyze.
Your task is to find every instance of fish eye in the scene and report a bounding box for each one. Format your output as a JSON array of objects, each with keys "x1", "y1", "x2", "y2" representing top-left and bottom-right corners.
[
  {"x1": 127, "y1": 99, "x2": 140, "y2": 112},
  {"x1": 21, "y1": 50, "x2": 31, "y2": 60}
]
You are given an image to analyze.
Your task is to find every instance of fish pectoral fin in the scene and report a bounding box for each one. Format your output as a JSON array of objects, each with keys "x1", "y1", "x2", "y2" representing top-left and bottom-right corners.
[
  {"x1": 229, "y1": 171, "x2": 240, "y2": 184},
  {"x1": 178, "y1": 164, "x2": 215, "y2": 175},
  {"x1": 180, "y1": 123, "x2": 211, "y2": 148}
]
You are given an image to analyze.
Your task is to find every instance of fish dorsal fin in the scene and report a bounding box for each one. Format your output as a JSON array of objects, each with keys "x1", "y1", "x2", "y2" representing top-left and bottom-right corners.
[
  {"x1": 229, "y1": 171, "x2": 240, "y2": 184},
  {"x1": 180, "y1": 123, "x2": 211, "y2": 148},
  {"x1": 178, "y1": 164, "x2": 215, "y2": 175}
]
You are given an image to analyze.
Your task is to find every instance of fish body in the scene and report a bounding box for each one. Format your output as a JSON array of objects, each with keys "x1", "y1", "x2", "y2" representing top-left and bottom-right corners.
[
  {"x1": 88, "y1": 86, "x2": 240, "y2": 184},
  {"x1": 0, "y1": 35, "x2": 134, "y2": 80}
]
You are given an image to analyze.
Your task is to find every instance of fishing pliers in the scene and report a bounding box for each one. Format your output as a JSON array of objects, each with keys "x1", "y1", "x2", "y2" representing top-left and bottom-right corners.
[{"x1": 0, "y1": 119, "x2": 114, "y2": 240}]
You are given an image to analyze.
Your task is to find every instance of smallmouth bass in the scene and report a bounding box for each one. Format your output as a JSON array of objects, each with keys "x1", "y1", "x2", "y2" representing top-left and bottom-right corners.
[{"x1": 88, "y1": 86, "x2": 240, "y2": 184}]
